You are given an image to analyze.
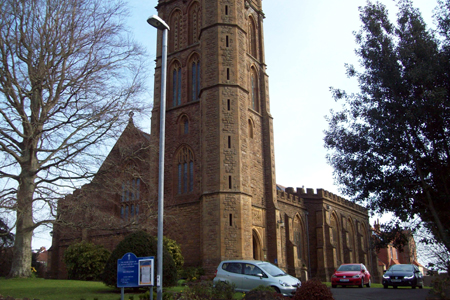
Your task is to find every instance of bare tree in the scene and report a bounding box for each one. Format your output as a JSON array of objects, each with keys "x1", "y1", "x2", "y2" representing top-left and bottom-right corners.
[{"x1": 0, "y1": 0, "x2": 148, "y2": 277}]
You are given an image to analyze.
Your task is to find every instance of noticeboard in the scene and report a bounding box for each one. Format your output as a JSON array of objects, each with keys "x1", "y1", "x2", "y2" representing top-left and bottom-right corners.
[
  {"x1": 117, "y1": 252, "x2": 154, "y2": 288},
  {"x1": 139, "y1": 258, "x2": 154, "y2": 286}
]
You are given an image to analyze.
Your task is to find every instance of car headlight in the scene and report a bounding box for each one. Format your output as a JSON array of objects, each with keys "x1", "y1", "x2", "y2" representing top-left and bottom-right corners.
[
  {"x1": 404, "y1": 275, "x2": 414, "y2": 279},
  {"x1": 352, "y1": 275, "x2": 360, "y2": 278},
  {"x1": 383, "y1": 274, "x2": 390, "y2": 279},
  {"x1": 279, "y1": 280, "x2": 290, "y2": 287},
  {"x1": 332, "y1": 275, "x2": 337, "y2": 278}
]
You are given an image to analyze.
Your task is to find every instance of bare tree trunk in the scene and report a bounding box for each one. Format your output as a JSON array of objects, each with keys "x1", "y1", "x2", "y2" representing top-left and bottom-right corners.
[
  {"x1": 9, "y1": 171, "x2": 35, "y2": 278},
  {"x1": 8, "y1": 226, "x2": 32, "y2": 278}
]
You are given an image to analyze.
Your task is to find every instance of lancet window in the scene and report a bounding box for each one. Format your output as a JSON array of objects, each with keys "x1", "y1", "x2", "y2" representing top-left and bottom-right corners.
[
  {"x1": 177, "y1": 146, "x2": 194, "y2": 194},
  {"x1": 190, "y1": 55, "x2": 201, "y2": 102},
  {"x1": 171, "y1": 62, "x2": 182, "y2": 107}
]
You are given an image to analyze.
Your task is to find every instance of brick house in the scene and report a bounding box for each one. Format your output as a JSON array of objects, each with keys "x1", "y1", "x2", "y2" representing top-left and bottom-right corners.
[
  {"x1": 49, "y1": 0, "x2": 376, "y2": 282},
  {"x1": 373, "y1": 221, "x2": 425, "y2": 277}
]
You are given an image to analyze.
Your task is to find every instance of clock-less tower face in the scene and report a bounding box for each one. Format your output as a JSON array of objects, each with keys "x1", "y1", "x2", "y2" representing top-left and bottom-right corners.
[{"x1": 150, "y1": 0, "x2": 279, "y2": 272}]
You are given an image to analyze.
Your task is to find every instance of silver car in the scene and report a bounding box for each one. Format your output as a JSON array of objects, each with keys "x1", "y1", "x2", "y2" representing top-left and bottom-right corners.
[{"x1": 213, "y1": 260, "x2": 301, "y2": 296}]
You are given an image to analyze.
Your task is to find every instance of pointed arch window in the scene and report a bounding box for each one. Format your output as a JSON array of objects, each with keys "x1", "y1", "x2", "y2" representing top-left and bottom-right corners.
[
  {"x1": 248, "y1": 119, "x2": 254, "y2": 139},
  {"x1": 121, "y1": 178, "x2": 140, "y2": 220},
  {"x1": 293, "y1": 216, "x2": 307, "y2": 262},
  {"x1": 177, "y1": 147, "x2": 194, "y2": 194},
  {"x1": 331, "y1": 213, "x2": 341, "y2": 263},
  {"x1": 171, "y1": 62, "x2": 182, "y2": 107},
  {"x1": 189, "y1": 2, "x2": 201, "y2": 45},
  {"x1": 248, "y1": 17, "x2": 257, "y2": 58},
  {"x1": 169, "y1": 10, "x2": 182, "y2": 52},
  {"x1": 179, "y1": 115, "x2": 189, "y2": 135},
  {"x1": 250, "y1": 68, "x2": 259, "y2": 112},
  {"x1": 190, "y1": 55, "x2": 201, "y2": 102},
  {"x1": 347, "y1": 219, "x2": 356, "y2": 263}
]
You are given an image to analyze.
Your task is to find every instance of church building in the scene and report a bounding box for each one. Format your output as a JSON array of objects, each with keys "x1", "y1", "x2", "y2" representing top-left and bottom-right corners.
[{"x1": 48, "y1": 0, "x2": 374, "y2": 282}]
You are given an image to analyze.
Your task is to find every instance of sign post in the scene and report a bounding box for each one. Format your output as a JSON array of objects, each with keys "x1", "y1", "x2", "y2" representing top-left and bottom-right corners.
[{"x1": 117, "y1": 253, "x2": 154, "y2": 300}]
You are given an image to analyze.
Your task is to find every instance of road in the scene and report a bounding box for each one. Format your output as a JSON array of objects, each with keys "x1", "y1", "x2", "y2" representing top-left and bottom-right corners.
[{"x1": 330, "y1": 286, "x2": 432, "y2": 300}]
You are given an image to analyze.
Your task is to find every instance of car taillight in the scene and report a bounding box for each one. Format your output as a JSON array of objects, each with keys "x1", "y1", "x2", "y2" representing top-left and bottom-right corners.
[{"x1": 214, "y1": 269, "x2": 217, "y2": 278}]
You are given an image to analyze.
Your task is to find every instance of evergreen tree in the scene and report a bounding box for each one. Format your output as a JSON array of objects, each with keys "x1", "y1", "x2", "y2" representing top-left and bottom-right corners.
[
  {"x1": 102, "y1": 231, "x2": 177, "y2": 287},
  {"x1": 325, "y1": 0, "x2": 450, "y2": 255}
]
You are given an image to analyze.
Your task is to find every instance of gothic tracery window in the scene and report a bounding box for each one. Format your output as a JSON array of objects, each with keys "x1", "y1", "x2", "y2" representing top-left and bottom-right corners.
[{"x1": 121, "y1": 178, "x2": 140, "y2": 220}]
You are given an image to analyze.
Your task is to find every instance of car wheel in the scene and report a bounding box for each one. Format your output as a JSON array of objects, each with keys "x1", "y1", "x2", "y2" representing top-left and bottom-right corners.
[
  {"x1": 383, "y1": 285, "x2": 388, "y2": 289},
  {"x1": 359, "y1": 278, "x2": 364, "y2": 288},
  {"x1": 366, "y1": 279, "x2": 371, "y2": 288},
  {"x1": 412, "y1": 285, "x2": 416, "y2": 289},
  {"x1": 332, "y1": 285, "x2": 337, "y2": 288},
  {"x1": 393, "y1": 285, "x2": 398, "y2": 289},
  {"x1": 272, "y1": 286, "x2": 281, "y2": 294}
]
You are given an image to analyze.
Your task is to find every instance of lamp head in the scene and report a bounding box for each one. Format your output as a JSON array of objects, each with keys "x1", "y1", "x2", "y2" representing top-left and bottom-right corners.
[{"x1": 147, "y1": 15, "x2": 170, "y2": 31}]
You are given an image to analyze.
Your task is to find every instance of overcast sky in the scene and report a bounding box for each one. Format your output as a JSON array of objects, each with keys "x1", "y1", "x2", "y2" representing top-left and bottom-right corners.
[{"x1": 33, "y1": 0, "x2": 438, "y2": 250}]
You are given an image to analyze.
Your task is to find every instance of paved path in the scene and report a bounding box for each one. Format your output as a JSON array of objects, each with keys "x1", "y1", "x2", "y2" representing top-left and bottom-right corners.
[{"x1": 330, "y1": 286, "x2": 432, "y2": 300}]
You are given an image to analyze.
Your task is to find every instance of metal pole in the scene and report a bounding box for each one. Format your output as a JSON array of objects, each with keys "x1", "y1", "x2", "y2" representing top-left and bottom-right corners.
[
  {"x1": 147, "y1": 15, "x2": 169, "y2": 300},
  {"x1": 156, "y1": 26, "x2": 168, "y2": 300}
]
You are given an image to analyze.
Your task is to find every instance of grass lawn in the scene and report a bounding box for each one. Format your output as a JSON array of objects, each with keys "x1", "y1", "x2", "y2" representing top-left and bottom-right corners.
[
  {"x1": 0, "y1": 278, "x2": 152, "y2": 300},
  {"x1": 0, "y1": 278, "x2": 246, "y2": 300}
]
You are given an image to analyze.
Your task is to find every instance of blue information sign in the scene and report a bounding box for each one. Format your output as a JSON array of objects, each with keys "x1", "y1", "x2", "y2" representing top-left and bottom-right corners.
[
  {"x1": 117, "y1": 253, "x2": 154, "y2": 288},
  {"x1": 117, "y1": 252, "x2": 139, "y2": 288}
]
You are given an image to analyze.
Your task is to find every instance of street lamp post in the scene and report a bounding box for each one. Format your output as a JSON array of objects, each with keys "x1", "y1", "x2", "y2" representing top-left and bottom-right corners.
[{"x1": 147, "y1": 15, "x2": 169, "y2": 300}]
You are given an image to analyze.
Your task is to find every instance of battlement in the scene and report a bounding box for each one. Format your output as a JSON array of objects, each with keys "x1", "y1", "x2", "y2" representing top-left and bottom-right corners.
[
  {"x1": 276, "y1": 189, "x2": 304, "y2": 207},
  {"x1": 283, "y1": 187, "x2": 368, "y2": 213}
]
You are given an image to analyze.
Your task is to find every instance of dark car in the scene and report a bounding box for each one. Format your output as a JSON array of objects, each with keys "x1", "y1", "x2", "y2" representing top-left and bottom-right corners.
[
  {"x1": 331, "y1": 263, "x2": 371, "y2": 288},
  {"x1": 382, "y1": 264, "x2": 424, "y2": 289}
]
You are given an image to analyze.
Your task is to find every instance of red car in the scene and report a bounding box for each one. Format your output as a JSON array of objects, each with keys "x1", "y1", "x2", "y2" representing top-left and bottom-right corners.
[{"x1": 331, "y1": 263, "x2": 371, "y2": 288}]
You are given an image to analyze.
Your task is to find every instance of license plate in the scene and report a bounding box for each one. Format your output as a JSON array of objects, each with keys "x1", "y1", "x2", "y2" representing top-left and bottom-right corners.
[
  {"x1": 340, "y1": 279, "x2": 349, "y2": 282},
  {"x1": 391, "y1": 279, "x2": 401, "y2": 282}
]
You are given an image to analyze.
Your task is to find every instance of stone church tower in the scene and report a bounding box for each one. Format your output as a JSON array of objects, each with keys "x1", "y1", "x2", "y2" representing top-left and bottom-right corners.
[
  {"x1": 149, "y1": 0, "x2": 279, "y2": 272},
  {"x1": 48, "y1": 0, "x2": 374, "y2": 282}
]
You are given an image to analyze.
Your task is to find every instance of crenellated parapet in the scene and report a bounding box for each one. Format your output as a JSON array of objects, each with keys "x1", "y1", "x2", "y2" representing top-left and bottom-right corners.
[
  {"x1": 276, "y1": 189, "x2": 304, "y2": 207},
  {"x1": 282, "y1": 187, "x2": 368, "y2": 214}
]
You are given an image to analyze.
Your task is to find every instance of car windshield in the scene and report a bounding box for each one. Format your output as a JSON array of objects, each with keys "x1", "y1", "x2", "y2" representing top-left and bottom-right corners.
[
  {"x1": 259, "y1": 263, "x2": 286, "y2": 277},
  {"x1": 389, "y1": 265, "x2": 413, "y2": 272},
  {"x1": 337, "y1": 265, "x2": 361, "y2": 272}
]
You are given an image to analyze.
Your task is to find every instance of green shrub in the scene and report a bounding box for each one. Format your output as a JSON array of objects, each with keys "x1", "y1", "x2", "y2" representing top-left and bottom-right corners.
[
  {"x1": 139, "y1": 289, "x2": 174, "y2": 300},
  {"x1": 163, "y1": 237, "x2": 184, "y2": 270},
  {"x1": 172, "y1": 281, "x2": 234, "y2": 300},
  {"x1": 249, "y1": 285, "x2": 276, "y2": 292},
  {"x1": 212, "y1": 280, "x2": 235, "y2": 299},
  {"x1": 293, "y1": 278, "x2": 334, "y2": 300},
  {"x1": 0, "y1": 248, "x2": 13, "y2": 277},
  {"x1": 101, "y1": 231, "x2": 177, "y2": 287},
  {"x1": 178, "y1": 266, "x2": 205, "y2": 281},
  {"x1": 63, "y1": 241, "x2": 110, "y2": 281},
  {"x1": 243, "y1": 285, "x2": 288, "y2": 300}
]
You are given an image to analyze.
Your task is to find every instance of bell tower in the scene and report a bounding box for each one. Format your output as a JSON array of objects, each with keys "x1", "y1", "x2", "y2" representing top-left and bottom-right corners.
[{"x1": 150, "y1": 0, "x2": 279, "y2": 272}]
